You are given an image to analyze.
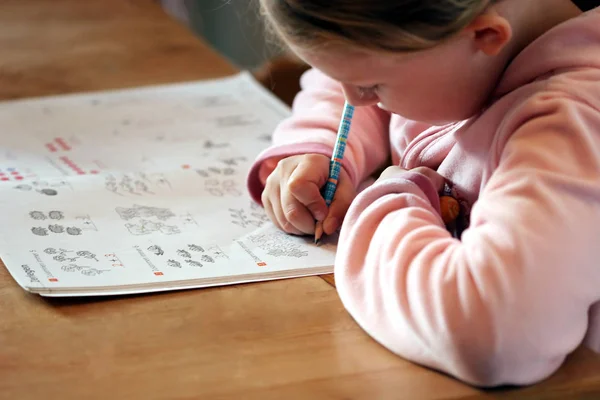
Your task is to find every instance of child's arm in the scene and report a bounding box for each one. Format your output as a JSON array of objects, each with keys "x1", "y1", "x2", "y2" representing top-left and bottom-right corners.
[
  {"x1": 247, "y1": 68, "x2": 391, "y2": 204},
  {"x1": 334, "y1": 91, "x2": 600, "y2": 387}
]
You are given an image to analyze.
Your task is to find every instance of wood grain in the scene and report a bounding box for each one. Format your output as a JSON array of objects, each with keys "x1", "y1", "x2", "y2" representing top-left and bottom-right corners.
[{"x1": 1, "y1": 1, "x2": 600, "y2": 399}]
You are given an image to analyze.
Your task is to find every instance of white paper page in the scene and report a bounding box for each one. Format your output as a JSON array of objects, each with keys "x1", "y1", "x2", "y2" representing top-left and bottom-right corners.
[{"x1": 0, "y1": 73, "x2": 337, "y2": 295}]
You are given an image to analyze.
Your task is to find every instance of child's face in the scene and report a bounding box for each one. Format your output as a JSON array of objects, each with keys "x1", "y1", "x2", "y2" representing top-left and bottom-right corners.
[{"x1": 290, "y1": 32, "x2": 509, "y2": 124}]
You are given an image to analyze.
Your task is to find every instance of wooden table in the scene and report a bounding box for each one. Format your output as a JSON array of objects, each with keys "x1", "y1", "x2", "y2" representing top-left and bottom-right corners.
[{"x1": 1, "y1": 1, "x2": 600, "y2": 399}]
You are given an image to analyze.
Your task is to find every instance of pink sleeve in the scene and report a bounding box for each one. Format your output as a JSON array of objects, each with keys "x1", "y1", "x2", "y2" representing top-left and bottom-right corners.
[
  {"x1": 247, "y1": 68, "x2": 391, "y2": 204},
  {"x1": 334, "y1": 93, "x2": 600, "y2": 386}
]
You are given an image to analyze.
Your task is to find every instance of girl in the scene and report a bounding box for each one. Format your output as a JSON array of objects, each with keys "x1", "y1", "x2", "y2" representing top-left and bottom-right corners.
[{"x1": 246, "y1": 0, "x2": 600, "y2": 387}]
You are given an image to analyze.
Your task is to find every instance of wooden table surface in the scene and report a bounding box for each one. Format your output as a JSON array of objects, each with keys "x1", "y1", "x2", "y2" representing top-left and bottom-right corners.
[{"x1": 1, "y1": 1, "x2": 600, "y2": 399}]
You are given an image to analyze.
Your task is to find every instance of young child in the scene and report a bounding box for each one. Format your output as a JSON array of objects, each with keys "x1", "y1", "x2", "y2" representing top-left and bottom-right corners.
[{"x1": 246, "y1": 0, "x2": 600, "y2": 387}]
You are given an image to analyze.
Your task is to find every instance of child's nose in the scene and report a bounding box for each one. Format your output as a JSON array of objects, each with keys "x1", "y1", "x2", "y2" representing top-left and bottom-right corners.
[{"x1": 341, "y1": 84, "x2": 380, "y2": 107}]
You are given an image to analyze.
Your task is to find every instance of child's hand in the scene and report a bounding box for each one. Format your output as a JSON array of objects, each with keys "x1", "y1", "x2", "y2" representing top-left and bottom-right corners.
[{"x1": 262, "y1": 154, "x2": 356, "y2": 235}]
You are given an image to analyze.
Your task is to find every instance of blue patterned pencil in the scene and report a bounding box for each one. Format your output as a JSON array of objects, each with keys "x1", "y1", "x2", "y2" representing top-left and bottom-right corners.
[{"x1": 315, "y1": 101, "x2": 355, "y2": 244}]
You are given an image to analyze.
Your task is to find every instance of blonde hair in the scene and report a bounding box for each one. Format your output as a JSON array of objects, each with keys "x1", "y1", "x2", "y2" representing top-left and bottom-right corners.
[{"x1": 260, "y1": 0, "x2": 497, "y2": 52}]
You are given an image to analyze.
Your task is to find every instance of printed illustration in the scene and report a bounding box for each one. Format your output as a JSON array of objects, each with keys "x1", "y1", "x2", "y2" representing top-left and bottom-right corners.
[
  {"x1": 44, "y1": 248, "x2": 99, "y2": 263},
  {"x1": 167, "y1": 259, "x2": 182, "y2": 268},
  {"x1": 61, "y1": 263, "x2": 108, "y2": 276},
  {"x1": 31, "y1": 225, "x2": 83, "y2": 236},
  {"x1": 28, "y1": 210, "x2": 99, "y2": 237},
  {"x1": 200, "y1": 255, "x2": 215, "y2": 263},
  {"x1": 195, "y1": 167, "x2": 236, "y2": 178},
  {"x1": 14, "y1": 179, "x2": 71, "y2": 196},
  {"x1": 207, "y1": 245, "x2": 229, "y2": 260},
  {"x1": 185, "y1": 259, "x2": 203, "y2": 268},
  {"x1": 205, "y1": 179, "x2": 242, "y2": 197},
  {"x1": 148, "y1": 245, "x2": 164, "y2": 256},
  {"x1": 116, "y1": 205, "x2": 197, "y2": 236},
  {"x1": 29, "y1": 211, "x2": 47, "y2": 220},
  {"x1": 125, "y1": 219, "x2": 181, "y2": 236},
  {"x1": 187, "y1": 244, "x2": 204, "y2": 252},
  {"x1": 50, "y1": 211, "x2": 65, "y2": 220},
  {"x1": 48, "y1": 224, "x2": 65, "y2": 234},
  {"x1": 230, "y1": 203, "x2": 270, "y2": 228},
  {"x1": 176, "y1": 249, "x2": 192, "y2": 259},
  {"x1": 29, "y1": 211, "x2": 65, "y2": 220},
  {"x1": 105, "y1": 173, "x2": 171, "y2": 197},
  {"x1": 116, "y1": 205, "x2": 175, "y2": 221},
  {"x1": 104, "y1": 253, "x2": 124, "y2": 267},
  {"x1": 220, "y1": 157, "x2": 247, "y2": 167},
  {"x1": 248, "y1": 230, "x2": 309, "y2": 258}
]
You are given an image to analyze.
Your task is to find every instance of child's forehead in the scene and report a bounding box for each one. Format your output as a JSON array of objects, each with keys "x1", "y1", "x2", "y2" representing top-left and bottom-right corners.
[{"x1": 290, "y1": 42, "x2": 439, "y2": 82}]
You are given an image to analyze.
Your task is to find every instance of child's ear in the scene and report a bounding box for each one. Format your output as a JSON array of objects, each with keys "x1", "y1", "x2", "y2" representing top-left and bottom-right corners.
[{"x1": 465, "y1": 13, "x2": 512, "y2": 56}]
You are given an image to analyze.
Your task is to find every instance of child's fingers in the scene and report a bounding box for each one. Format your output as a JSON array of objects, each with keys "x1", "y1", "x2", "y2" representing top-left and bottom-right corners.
[
  {"x1": 268, "y1": 186, "x2": 303, "y2": 236},
  {"x1": 287, "y1": 158, "x2": 329, "y2": 221},
  {"x1": 261, "y1": 189, "x2": 281, "y2": 231},
  {"x1": 323, "y1": 171, "x2": 356, "y2": 235},
  {"x1": 280, "y1": 188, "x2": 316, "y2": 234}
]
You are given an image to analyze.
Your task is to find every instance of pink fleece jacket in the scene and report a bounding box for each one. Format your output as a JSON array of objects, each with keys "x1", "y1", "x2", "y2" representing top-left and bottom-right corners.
[{"x1": 246, "y1": 9, "x2": 600, "y2": 386}]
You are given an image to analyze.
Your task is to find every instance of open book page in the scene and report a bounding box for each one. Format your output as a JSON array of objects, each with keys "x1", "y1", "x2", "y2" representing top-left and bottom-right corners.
[{"x1": 0, "y1": 72, "x2": 337, "y2": 296}]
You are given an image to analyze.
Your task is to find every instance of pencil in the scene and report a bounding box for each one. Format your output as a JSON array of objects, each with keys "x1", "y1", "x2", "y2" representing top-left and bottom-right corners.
[{"x1": 315, "y1": 101, "x2": 355, "y2": 244}]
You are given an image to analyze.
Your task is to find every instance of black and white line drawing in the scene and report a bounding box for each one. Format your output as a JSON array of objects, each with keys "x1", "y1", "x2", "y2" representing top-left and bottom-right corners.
[
  {"x1": 76, "y1": 251, "x2": 99, "y2": 261},
  {"x1": 116, "y1": 205, "x2": 175, "y2": 221},
  {"x1": 195, "y1": 167, "x2": 236, "y2": 178},
  {"x1": 105, "y1": 173, "x2": 172, "y2": 197},
  {"x1": 185, "y1": 259, "x2": 203, "y2": 268},
  {"x1": 147, "y1": 245, "x2": 164, "y2": 256},
  {"x1": 230, "y1": 203, "x2": 270, "y2": 228},
  {"x1": 207, "y1": 245, "x2": 229, "y2": 260},
  {"x1": 16, "y1": 185, "x2": 58, "y2": 196},
  {"x1": 31, "y1": 227, "x2": 48, "y2": 236},
  {"x1": 187, "y1": 244, "x2": 204, "y2": 252},
  {"x1": 125, "y1": 219, "x2": 181, "y2": 236},
  {"x1": 61, "y1": 263, "x2": 108, "y2": 276},
  {"x1": 248, "y1": 230, "x2": 309, "y2": 258},
  {"x1": 14, "y1": 179, "x2": 71, "y2": 196},
  {"x1": 44, "y1": 248, "x2": 99, "y2": 263},
  {"x1": 167, "y1": 259, "x2": 182, "y2": 268},
  {"x1": 66, "y1": 227, "x2": 83, "y2": 236},
  {"x1": 179, "y1": 213, "x2": 199, "y2": 226},
  {"x1": 31, "y1": 224, "x2": 87, "y2": 237},
  {"x1": 104, "y1": 253, "x2": 124, "y2": 267},
  {"x1": 116, "y1": 205, "x2": 195, "y2": 236},
  {"x1": 200, "y1": 255, "x2": 215, "y2": 264},
  {"x1": 205, "y1": 179, "x2": 242, "y2": 197},
  {"x1": 48, "y1": 224, "x2": 65, "y2": 234},
  {"x1": 176, "y1": 249, "x2": 192, "y2": 259},
  {"x1": 29, "y1": 211, "x2": 46, "y2": 220},
  {"x1": 220, "y1": 157, "x2": 247, "y2": 167},
  {"x1": 75, "y1": 215, "x2": 98, "y2": 231},
  {"x1": 49, "y1": 211, "x2": 64, "y2": 220}
]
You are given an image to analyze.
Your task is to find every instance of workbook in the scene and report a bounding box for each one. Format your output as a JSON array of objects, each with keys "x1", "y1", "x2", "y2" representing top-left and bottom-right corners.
[{"x1": 0, "y1": 72, "x2": 337, "y2": 297}]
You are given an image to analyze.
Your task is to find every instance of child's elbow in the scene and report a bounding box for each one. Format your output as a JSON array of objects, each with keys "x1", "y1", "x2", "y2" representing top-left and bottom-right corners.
[{"x1": 423, "y1": 330, "x2": 565, "y2": 388}]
